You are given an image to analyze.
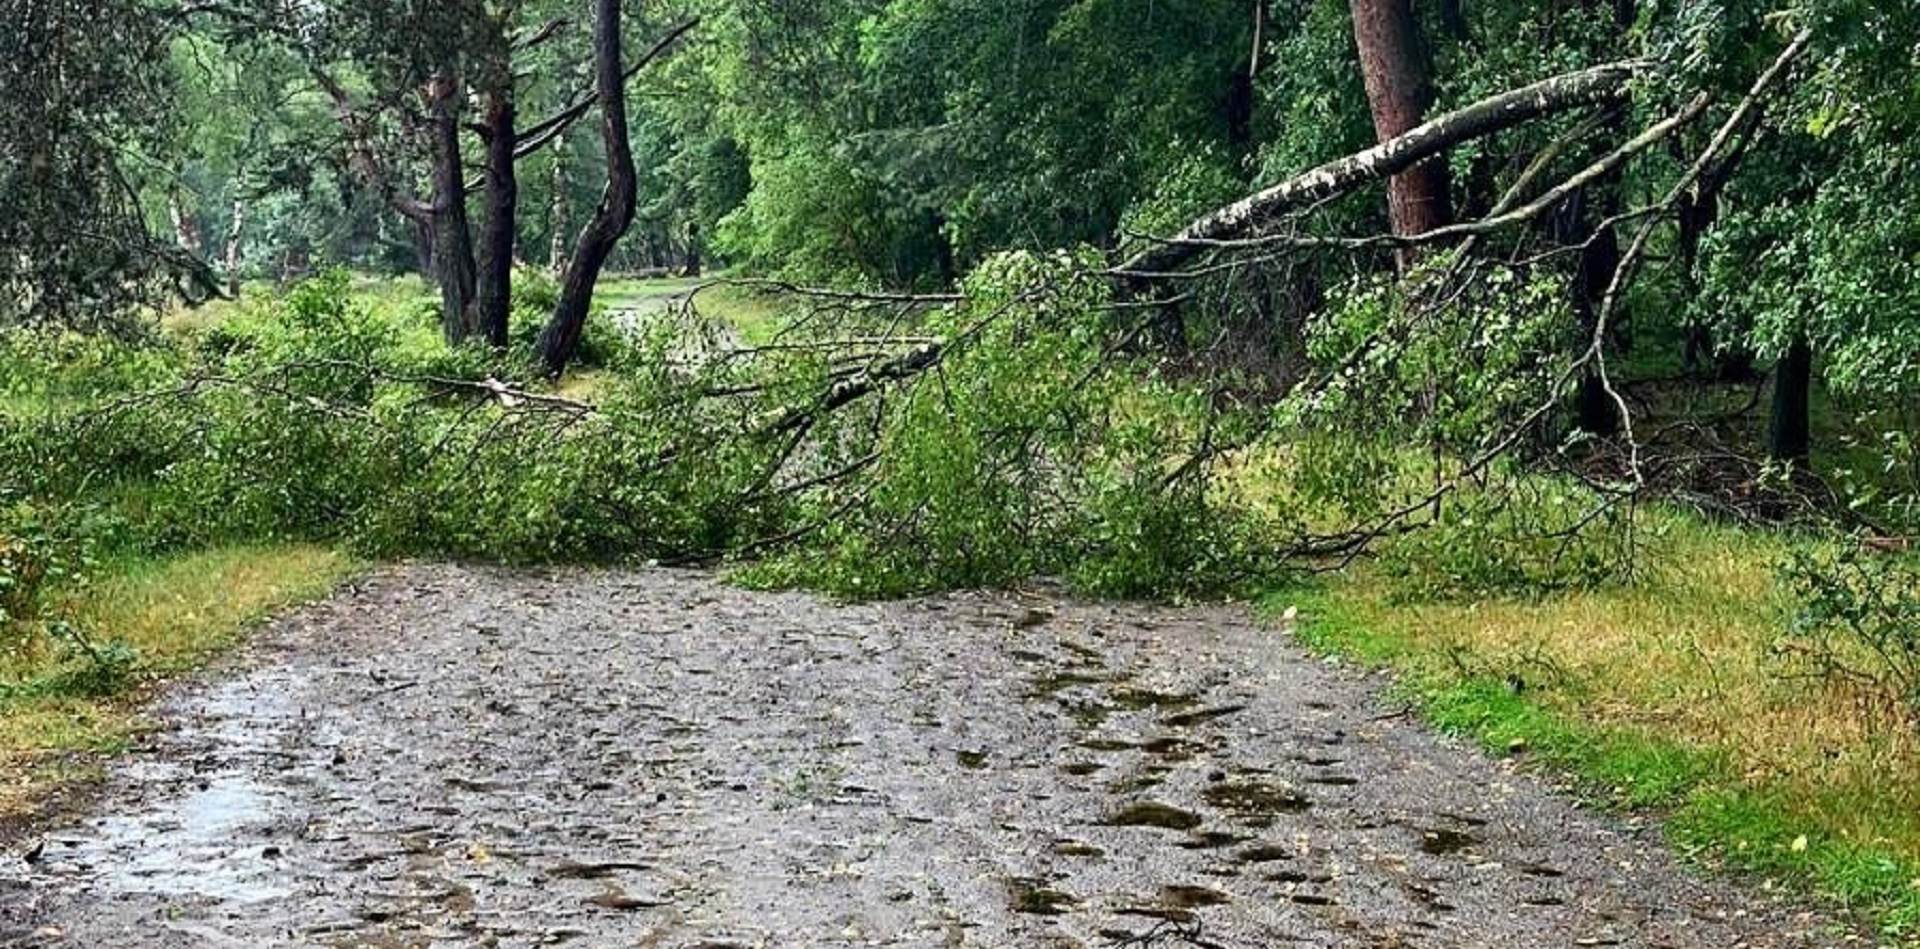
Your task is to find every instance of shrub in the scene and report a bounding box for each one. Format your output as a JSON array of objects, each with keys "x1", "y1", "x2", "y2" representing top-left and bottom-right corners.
[
  {"x1": 1777, "y1": 541, "x2": 1920, "y2": 724},
  {"x1": 1375, "y1": 482, "x2": 1638, "y2": 601},
  {"x1": 0, "y1": 497, "x2": 95, "y2": 633}
]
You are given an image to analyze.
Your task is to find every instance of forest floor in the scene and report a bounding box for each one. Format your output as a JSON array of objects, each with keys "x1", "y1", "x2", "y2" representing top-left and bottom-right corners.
[{"x1": 0, "y1": 564, "x2": 1864, "y2": 947}]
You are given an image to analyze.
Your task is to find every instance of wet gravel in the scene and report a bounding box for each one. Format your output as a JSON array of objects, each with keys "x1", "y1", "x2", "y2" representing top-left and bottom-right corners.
[{"x1": 0, "y1": 564, "x2": 1857, "y2": 947}]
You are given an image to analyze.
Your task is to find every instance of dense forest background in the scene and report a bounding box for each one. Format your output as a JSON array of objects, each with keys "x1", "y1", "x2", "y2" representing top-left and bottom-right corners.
[{"x1": 5, "y1": 0, "x2": 1920, "y2": 935}]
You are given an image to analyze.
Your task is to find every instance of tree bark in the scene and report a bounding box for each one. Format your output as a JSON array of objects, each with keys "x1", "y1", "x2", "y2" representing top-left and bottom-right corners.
[
  {"x1": 224, "y1": 195, "x2": 245, "y2": 297},
  {"x1": 1349, "y1": 0, "x2": 1450, "y2": 248},
  {"x1": 1568, "y1": 0, "x2": 1636, "y2": 436},
  {"x1": 168, "y1": 188, "x2": 204, "y2": 257},
  {"x1": 427, "y1": 71, "x2": 478, "y2": 345},
  {"x1": 1572, "y1": 210, "x2": 1623, "y2": 435},
  {"x1": 475, "y1": 84, "x2": 517, "y2": 349},
  {"x1": 1768, "y1": 334, "x2": 1813, "y2": 466},
  {"x1": 1117, "y1": 60, "x2": 1642, "y2": 277},
  {"x1": 1226, "y1": 0, "x2": 1267, "y2": 152},
  {"x1": 537, "y1": 0, "x2": 640, "y2": 375},
  {"x1": 683, "y1": 221, "x2": 703, "y2": 277},
  {"x1": 548, "y1": 140, "x2": 570, "y2": 275}
]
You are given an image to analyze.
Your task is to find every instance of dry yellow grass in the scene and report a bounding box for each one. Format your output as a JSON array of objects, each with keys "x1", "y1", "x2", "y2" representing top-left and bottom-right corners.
[
  {"x1": 0, "y1": 544, "x2": 357, "y2": 818},
  {"x1": 1324, "y1": 520, "x2": 1920, "y2": 860}
]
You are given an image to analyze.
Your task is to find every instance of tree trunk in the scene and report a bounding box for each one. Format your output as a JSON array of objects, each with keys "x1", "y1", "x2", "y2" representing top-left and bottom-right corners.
[
  {"x1": 1568, "y1": 185, "x2": 1623, "y2": 434},
  {"x1": 1349, "y1": 0, "x2": 1450, "y2": 248},
  {"x1": 683, "y1": 221, "x2": 703, "y2": 277},
  {"x1": 475, "y1": 82, "x2": 517, "y2": 349},
  {"x1": 537, "y1": 0, "x2": 640, "y2": 375},
  {"x1": 224, "y1": 195, "x2": 245, "y2": 297},
  {"x1": 427, "y1": 71, "x2": 478, "y2": 345},
  {"x1": 1226, "y1": 0, "x2": 1267, "y2": 153},
  {"x1": 1572, "y1": 0, "x2": 1638, "y2": 436},
  {"x1": 1768, "y1": 335, "x2": 1813, "y2": 466},
  {"x1": 168, "y1": 188, "x2": 204, "y2": 256},
  {"x1": 548, "y1": 141, "x2": 569, "y2": 275}
]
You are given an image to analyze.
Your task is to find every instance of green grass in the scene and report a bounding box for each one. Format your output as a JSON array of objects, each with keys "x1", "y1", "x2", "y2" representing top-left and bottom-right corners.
[
  {"x1": 1268, "y1": 562, "x2": 1920, "y2": 940},
  {"x1": 596, "y1": 274, "x2": 798, "y2": 345}
]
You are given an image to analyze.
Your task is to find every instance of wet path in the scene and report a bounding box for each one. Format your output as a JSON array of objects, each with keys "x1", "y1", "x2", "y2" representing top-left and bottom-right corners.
[{"x1": 0, "y1": 565, "x2": 1849, "y2": 946}]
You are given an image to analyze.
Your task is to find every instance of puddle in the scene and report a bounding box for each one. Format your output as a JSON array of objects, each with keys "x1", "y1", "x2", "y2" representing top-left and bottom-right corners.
[
  {"x1": 1139, "y1": 736, "x2": 1208, "y2": 759},
  {"x1": 1103, "y1": 802, "x2": 1203, "y2": 831},
  {"x1": 1159, "y1": 705, "x2": 1247, "y2": 728},
  {"x1": 1008, "y1": 877, "x2": 1080, "y2": 915},
  {"x1": 1201, "y1": 781, "x2": 1311, "y2": 817},
  {"x1": 1059, "y1": 698, "x2": 1116, "y2": 729},
  {"x1": 1266, "y1": 869, "x2": 1332, "y2": 884},
  {"x1": 1304, "y1": 774, "x2": 1360, "y2": 787},
  {"x1": 1418, "y1": 827, "x2": 1479, "y2": 856},
  {"x1": 1234, "y1": 844, "x2": 1293, "y2": 864},
  {"x1": 1054, "y1": 839, "x2": 1105, "y2": 858},
  {"x1": 1059, "y1": 761, "x2": 1105, "y2": 776},
  {"x1": 1177, "y1": 831, "x2": 1251, "y2": 850},
  {"x1": 1029, "y1": 671, "x2": 1111, "y2": 697},
  {"x1": 956, "y1": 749, "x2": 989, "y2": 770},
  {"x1": 1108, "y1": 774, "x2": 1166, "y2": 794},
  {"x1": 1161, "y1": 884, "x2": 1231, "y2": 908},
  {"x1": 82, "y1": 773, "x2": 291, "y2": 904},
  {"x1": 1107, "y1": 687, "x2": 1199, "y2": 711}
]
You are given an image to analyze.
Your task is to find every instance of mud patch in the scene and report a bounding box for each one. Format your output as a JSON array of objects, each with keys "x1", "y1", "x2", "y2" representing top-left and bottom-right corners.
[
  {"x1": 1103, "y1": 802, "x2": 1203, "y2": 831},
  {"x1": 1201, "y1": 781, "x2": 1312, "y2": 818}
]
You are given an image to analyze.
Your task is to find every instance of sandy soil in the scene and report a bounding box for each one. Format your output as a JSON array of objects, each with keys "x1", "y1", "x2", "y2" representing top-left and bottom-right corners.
[{"x1": 0, "y1": 565, "x2": 1857, "y2": 947}]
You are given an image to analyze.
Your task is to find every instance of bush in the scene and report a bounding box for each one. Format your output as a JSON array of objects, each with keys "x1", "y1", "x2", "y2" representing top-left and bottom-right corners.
[
  {"x1": 1778, "y1": 541, "x2": 1920, "y2": 723},
  {"x1": 0, "y1": 498, "x2": 95, "y2": 633},
  {"x1": 1375, "y1": 482, "x2": 1638, "y2": 601},
  {"x1": 5, "y1": 263, "x2": 1310, "y2": 603}
]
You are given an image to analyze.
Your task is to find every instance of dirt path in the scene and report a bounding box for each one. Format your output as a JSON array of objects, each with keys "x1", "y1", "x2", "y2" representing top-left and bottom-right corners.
[{"x1": 0, "y1": 565, "x2": 1852, "y2": 947}]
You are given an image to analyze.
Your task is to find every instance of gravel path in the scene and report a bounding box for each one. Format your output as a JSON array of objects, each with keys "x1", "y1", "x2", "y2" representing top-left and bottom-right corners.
[{"x1": 0, "y1": 565, "x2": 1855, "y2": 947}]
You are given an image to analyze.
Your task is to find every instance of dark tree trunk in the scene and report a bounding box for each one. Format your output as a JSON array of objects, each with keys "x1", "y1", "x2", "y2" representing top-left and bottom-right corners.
[
  {"x1": 683, "y1": 220, "x2": 703, "y2": 277},
  {"x1": 1226, "y1": 0, "x2": 1266, "y2": 153},
  {"x1": 537, "y1": 0, "x2": 640, "y2": 375},
  {"x1": 427, "y1": 71, "x2": 477, "y2": 345},
  {"x1": 1768, "y1": 335, "x2": 1813, "y2": 466},
  {"x1": 930, "y1": 210, "x2": 957, "y2": 287},
  {"x1": 1349, "y1": 0, "x2": 1450, "y2": 247},
  {"x1": 475, "y1": 84, "x2": 517, "y2": 349},
  {"x1": 1573, "y1": 207, "x2": 1623, "y2": 436},
  {"x1": 1568, "y1": 0, "x2": 1636, "y2": 437},
  {"x1": 1437, "y1": 0, "x2": 1469, "y2": 40}
]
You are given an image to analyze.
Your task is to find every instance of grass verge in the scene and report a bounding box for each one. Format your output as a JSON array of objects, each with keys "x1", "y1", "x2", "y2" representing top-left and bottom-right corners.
[
  {"x1": 1266, "y1": 541, "x2": 1920, "y2": 939},
  {"x1": 0, "y1": 543, "x2": 358, "y2": 821}
]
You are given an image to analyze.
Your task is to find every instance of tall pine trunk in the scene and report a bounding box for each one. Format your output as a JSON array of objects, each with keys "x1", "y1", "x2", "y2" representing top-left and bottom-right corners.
[
  {"x1": 548, "y1": 141, "x2": 570, "y2": 276},
  {"x1": 224, "y1": 195, "x2": 245, "y2": 297},
  {"x1": 427, "y1": 71, "x2": 477, "y2": 345},
  {"x1": 537, "y1": 0, "x2": 640, "y2": 374},
  {"x1": 475, "y1": 82, "x2": 517, "y2": 349},
  {"x1": 1349, "y1": 0, "x2": 1450, "y2": 247}
]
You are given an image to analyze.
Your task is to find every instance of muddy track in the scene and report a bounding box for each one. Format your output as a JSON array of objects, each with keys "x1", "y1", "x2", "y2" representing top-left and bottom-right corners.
[{"x1": 0, "y1": 565, "x2": 1853, "y2": 947}]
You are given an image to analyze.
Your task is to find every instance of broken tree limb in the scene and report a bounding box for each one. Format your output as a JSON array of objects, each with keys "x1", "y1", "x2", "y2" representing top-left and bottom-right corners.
[{"x1": 1115, "y1": 59, "x2": 1649, "y2": 277}]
